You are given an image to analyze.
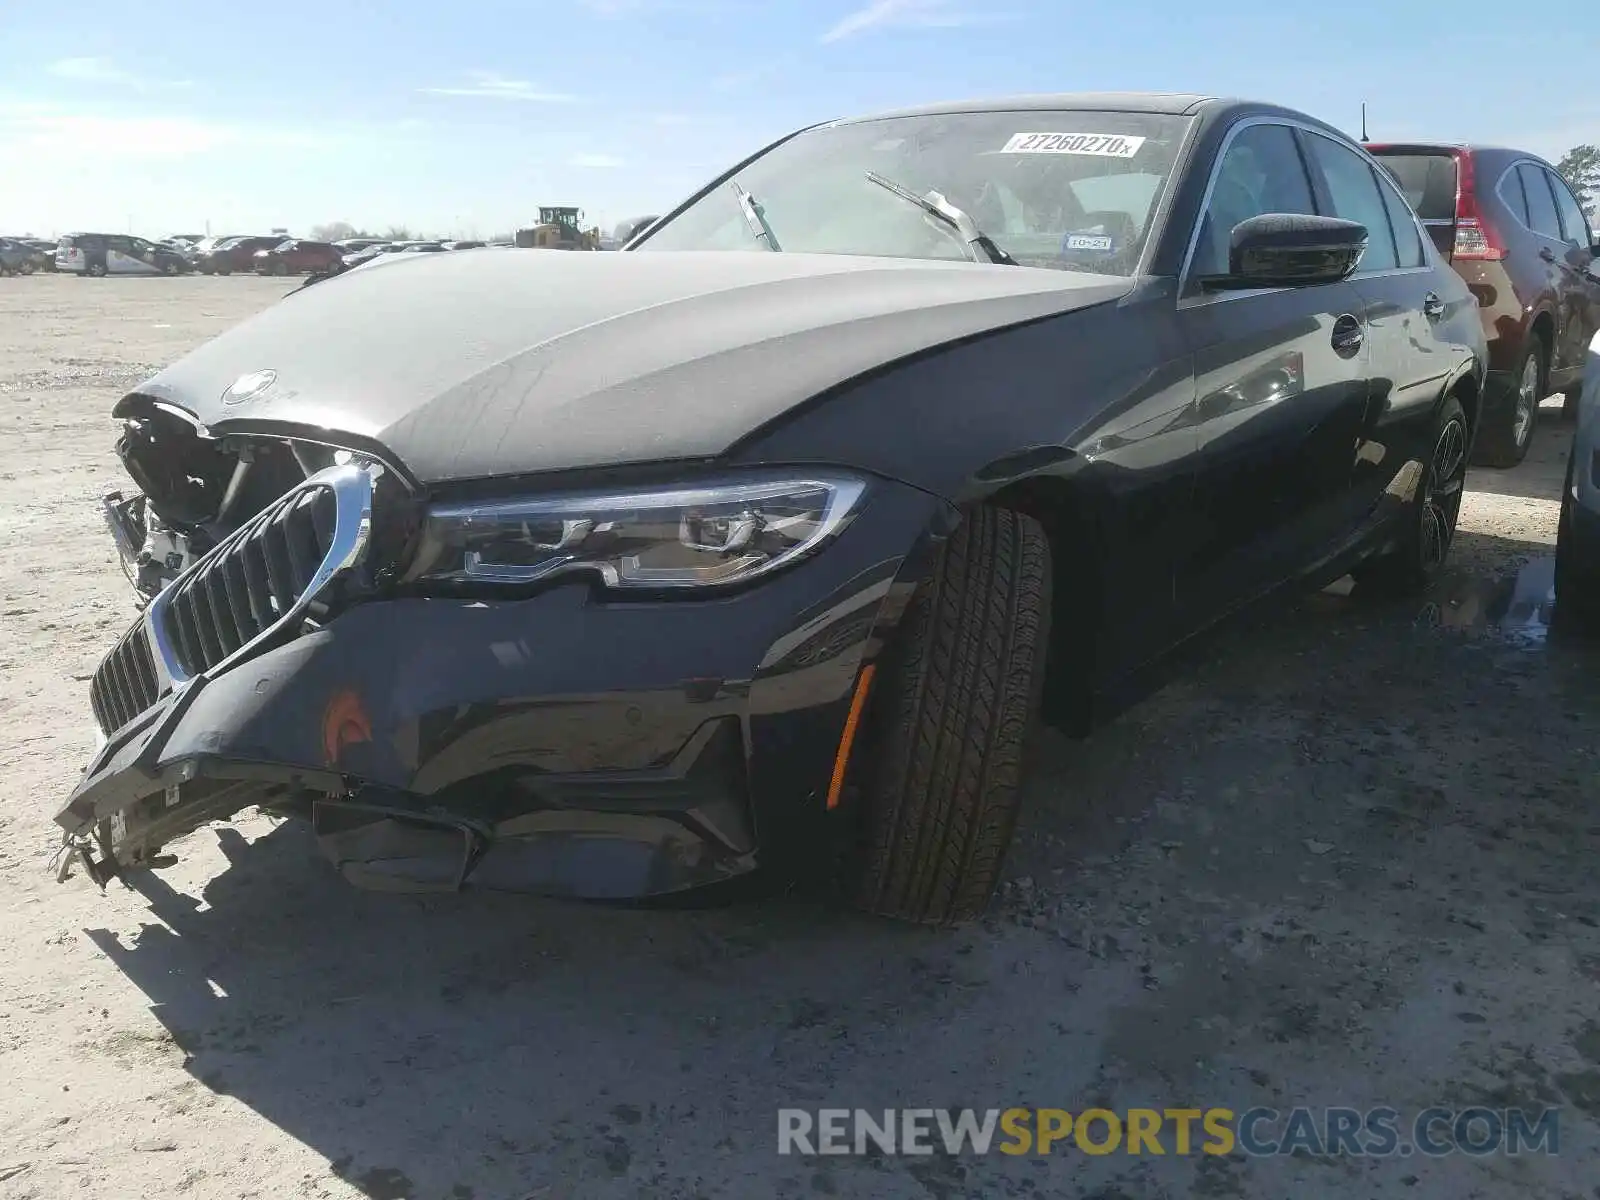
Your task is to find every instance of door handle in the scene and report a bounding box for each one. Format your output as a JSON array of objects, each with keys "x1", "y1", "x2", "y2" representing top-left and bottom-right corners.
[
  {"x1": 1423, "y1": 292, "x2": 1445, "y2": 320},
  {"x1": 1331, "y1": 313, "x2": 1364, "y2": 356},
  {"x1": 1539, "y1": 246, "x2": 1556, "y2": 263}
]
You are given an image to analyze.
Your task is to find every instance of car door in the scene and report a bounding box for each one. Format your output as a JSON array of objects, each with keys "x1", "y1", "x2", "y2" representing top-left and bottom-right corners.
[
  {"x1": 1301, "y1": 131, "x2": 1460, "y2": 528},
  {"x1": 1542, "y1": 168, "x2": 1600, "y2": 388},
  {"x1": 1175, "y1": 119, "x2": 1372, "y2": 626}
]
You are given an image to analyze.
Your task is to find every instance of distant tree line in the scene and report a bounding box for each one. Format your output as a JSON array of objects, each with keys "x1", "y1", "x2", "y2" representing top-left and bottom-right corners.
[
  {"x1": 1556, "y1": 145, "x2": 1600, "y2": 218},
  {"x1": 306, "y1": 221, "x2": 514, "y2": 242}
]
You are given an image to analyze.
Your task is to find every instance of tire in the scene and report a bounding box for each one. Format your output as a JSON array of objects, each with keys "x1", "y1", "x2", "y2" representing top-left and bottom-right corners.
[
  {"x1": 1555, "y1": 444, "x2": 1600, "y2": 633},
  {"x1": 1475, "y1": 338, "x2": 1545, "y2": 467},
  {"x1": 17, "y1": 261, "x2": 33, "y2": 275},
  {"x1": 1355, "y1": 394, "x2": 1469, "y2": 596},
  {"x1": 87, "y1": 261, "x2": 107, "y2": 278},
  {"x1": 215, "y1": 265, "x2": 231, "y2": 276},
  {"x1": 270, "y1": 261, "x2": 288, "y2": 276},
  {"x1": 853, "y1": 505, "x2": 1052, "y2": 925}
]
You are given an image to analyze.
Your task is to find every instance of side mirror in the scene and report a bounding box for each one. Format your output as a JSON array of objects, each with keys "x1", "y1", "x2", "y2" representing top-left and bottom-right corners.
[{"x1": 1204, "y1": 214, "x2": 1368, "y2": 290}]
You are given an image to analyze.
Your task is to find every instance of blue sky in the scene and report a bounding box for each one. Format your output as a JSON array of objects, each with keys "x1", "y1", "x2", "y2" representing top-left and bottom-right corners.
[{"x1": 0, "y1": 0, "x2": 1593, "y2": 239}]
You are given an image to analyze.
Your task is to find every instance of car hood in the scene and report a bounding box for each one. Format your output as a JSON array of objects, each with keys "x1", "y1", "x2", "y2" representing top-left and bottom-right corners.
[{"x1": 124, "y1": 248, "x2": 1130, "y2": 484}]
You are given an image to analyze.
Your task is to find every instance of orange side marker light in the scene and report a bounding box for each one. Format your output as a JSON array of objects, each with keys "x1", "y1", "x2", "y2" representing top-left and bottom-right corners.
[{"x1": 826, "y1": 663, "x2": 877, "y2": 810}]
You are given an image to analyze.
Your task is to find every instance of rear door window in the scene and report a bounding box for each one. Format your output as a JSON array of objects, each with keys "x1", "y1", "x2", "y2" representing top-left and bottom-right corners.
[
  {"x1": 1547, "y1": 171, "x2": 1592, "y2": 246},
  {"x1": 1496, "y1": 168, "x2": 1529, "y2": 225},
  {"x1": 1304, "y1": 132, "x2": 1399, "y2": 272},
  {"x1": 1518, "y1": 164, "x2": 1562, "y2": 239}
]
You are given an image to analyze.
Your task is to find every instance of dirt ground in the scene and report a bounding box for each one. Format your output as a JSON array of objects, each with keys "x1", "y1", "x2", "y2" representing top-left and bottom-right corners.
[{"x1": 0, "y1": 274, "x2": 1596, "y2": 1200}]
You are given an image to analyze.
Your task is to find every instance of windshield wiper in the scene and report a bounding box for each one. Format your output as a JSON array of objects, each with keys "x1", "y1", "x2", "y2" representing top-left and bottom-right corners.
[
  {"x1": 730, "y1": 181, "x2": 780, "y2": 251},
  {"x1": 863, "y1": 171, "x2": 1014, "y2": 265}
]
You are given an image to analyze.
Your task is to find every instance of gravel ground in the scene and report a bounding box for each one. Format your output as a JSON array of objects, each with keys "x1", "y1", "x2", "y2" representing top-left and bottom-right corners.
[{"x1": 0, "y1": 274, "x2": 1596, "y2": 1200}]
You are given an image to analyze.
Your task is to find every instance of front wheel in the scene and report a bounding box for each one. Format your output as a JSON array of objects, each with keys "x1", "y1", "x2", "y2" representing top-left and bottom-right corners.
[
  {"x1": 852, "y1": 505, "x2": 1052, "y2": 925},
  {"x1": 1355, "y1": 394, "x2": 1468, "y2": 595}
]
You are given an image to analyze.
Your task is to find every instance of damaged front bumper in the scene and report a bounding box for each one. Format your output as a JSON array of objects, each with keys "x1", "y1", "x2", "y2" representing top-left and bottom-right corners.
[{"x1": 57, "y1": 475, "x2": 948, "y2": 900}]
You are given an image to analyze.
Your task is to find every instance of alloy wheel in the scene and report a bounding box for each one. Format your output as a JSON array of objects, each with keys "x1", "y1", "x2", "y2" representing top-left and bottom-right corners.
[
  {"x1": 1420, "y1": 417, "x2": 1467, "y2": 571},
  {"x1": 1513, "y1": 353, "x2": 1540, "y2": 447}
]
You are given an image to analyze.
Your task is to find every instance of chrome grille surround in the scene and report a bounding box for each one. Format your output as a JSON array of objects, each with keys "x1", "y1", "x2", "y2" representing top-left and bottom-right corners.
[{"x1": 86, "y1": 462, "x2": 375, "y2": 735}]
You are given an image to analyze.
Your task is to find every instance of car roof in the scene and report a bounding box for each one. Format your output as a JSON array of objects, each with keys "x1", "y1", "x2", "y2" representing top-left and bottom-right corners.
[
  {"x1": 839, "y1": 92, "x2": 1220, "y2": 121},
  {"x1": 1365, "y1": 141, "x2": 1552, "y2": 163}
]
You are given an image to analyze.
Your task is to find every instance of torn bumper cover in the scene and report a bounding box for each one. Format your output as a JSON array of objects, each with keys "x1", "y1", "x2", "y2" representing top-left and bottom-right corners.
[{"x1": 56, "y1": 477, "x2": 945, "y2": 899}]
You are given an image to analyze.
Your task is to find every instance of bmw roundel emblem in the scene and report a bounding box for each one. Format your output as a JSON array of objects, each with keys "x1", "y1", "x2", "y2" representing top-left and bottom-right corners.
[{"x1": 222, "y1": 369, "x2": 277, "y2": 406}]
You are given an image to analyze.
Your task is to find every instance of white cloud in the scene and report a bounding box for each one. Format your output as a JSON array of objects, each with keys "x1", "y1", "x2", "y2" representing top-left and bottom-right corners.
[
  {"x1": 48, "y1": 57, "x2": 191, "y2": 90},
  {"x1": 571, "y1": 152, "x2": 624, "y2": 168},
  {"x1": 420, "y1": 71, "x2": 577, "y2": 102},
  {"x1": 820, "y1": 0, "x2": 1007, "y2": 42}
]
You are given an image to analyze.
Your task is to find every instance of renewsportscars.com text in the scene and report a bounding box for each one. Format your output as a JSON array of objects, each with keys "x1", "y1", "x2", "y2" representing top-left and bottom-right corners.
[{"x1": 777, "y1": 1106, "x2": 1560, "y2": 1157}]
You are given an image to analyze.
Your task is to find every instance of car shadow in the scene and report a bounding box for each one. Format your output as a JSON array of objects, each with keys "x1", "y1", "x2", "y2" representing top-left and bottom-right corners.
[{"x1": 83, "y1": 820, "x2": 1045, "y2": 1198}]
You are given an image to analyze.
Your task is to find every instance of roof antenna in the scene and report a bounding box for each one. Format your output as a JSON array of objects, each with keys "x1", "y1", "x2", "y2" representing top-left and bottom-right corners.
[{"x1": 1360, "y1": 101, "x2": 1368, "y2": 142}]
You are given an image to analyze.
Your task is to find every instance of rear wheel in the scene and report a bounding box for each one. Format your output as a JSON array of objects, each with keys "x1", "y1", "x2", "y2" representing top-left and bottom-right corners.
[
  {"x1": 1556, "y1": 444, "x2": 1600, "y2": 633},
  {"x1": 1476, "y1": 338, "x2": 1545, "y2": 467},
  {"x1": 215, "y1": 264, "x2": 231, "y2": 276},
  {"x1": 852, "y1": 506, "x2": 1051, "y2": 925},
  {"x1": 1355, "y1": 394, "x2": 1468, "y2": 595},
  {"x1": 86, "y1": 261, "x2": 107, "y2": 277}
]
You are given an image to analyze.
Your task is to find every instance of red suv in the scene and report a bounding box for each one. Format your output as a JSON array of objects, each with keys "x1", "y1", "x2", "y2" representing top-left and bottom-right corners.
[
  {"x1": 197, "y1": 236, "x2": 287, "y2": 275},
  {"x1": 1367, "y1": 143, "x2": 1600, "y2": 466},
  {"x1": 252, "y1": 239, "x2": 344, "y2": 275}
]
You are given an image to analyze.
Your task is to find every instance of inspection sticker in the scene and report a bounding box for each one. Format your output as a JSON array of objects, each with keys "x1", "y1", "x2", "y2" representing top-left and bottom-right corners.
[
  {"x1": 1000, "y1": 132, "x2": 1145, "y2": 157},
  {"x1": 1063, "y1": 233, "x2": 1116, "y2": 252}
]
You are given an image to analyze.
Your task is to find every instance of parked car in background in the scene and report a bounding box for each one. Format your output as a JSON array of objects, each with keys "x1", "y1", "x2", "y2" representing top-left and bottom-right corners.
[
  {"x1": 0, "y1": 238, "x2": 40, "y2": 274},
  {"x1": 59, "y1": 93, "x2": 1485, "y2": 924},
  {"x1": 339, "y1": 242, "x2": 396, "y2": 269},
  {"x1": 252, "y1": 239, "x2": 345, "y2": 275},
  {"x1": 1367, "y1": 143, "x2": 1600, "y2": 465},
  {"x1": 399, "y1": 241, "x2": 447, "y2": 253},
  {"x1": 20, "y1": 238, "x2": 58, "y2": 270},
  {"x1": 186, "y1": 235, "x2": 237, "y2": 261},
  {"x1": 619, "y1": 215, "x2": 661, "y2": 244},
  {"x1": 332, "y1": 238, "x2": 389, "y2": 253},
  {"x1": 1557, "y1": 329, "x2": 1600, "y2": 630},
  {"x1": 195, "y1": 236, "x2": 284, "y2": 275},
  {"x1": 56, "y1": 233, "x2": 192, "y2": 276},
  {"x1": 444, "y1": 240, "x2": 485, "y2": 250}
]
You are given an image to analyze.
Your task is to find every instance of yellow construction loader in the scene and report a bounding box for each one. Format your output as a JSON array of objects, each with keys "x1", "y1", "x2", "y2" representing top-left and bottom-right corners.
[{"x1": 514, "y1": 206, "x2": 602, "y2": 250}]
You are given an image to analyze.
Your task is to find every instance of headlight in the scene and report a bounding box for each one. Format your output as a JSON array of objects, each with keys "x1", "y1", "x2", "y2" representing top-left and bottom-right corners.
[{"x1": 406, "y1": 474, "x2": 867, "y2": 591}]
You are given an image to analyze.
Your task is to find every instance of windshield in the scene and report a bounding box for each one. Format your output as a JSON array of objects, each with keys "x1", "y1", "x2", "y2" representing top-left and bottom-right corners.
[
  {"x1": 636, "y1": 109, "x2": 1191, "y2": 274},
  {"x1": 1369, "y1": 151, "x2": 1458, "y2": 221}
]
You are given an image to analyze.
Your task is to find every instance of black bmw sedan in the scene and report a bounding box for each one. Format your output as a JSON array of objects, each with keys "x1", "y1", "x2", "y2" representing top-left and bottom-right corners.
[{"x1": 60, "y1": 93, "x2": 1484, "y2": 924}]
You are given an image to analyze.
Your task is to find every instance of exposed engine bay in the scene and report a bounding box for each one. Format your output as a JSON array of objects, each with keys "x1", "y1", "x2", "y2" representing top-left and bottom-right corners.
[{"x1": 100, "y1": 398, "x2": 388, "y2": 602}]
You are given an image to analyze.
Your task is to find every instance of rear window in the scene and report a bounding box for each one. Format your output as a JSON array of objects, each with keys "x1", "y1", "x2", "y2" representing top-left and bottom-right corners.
[{"x1": 1370, "y1": 152, "x2": 1458, "y2": 221}]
